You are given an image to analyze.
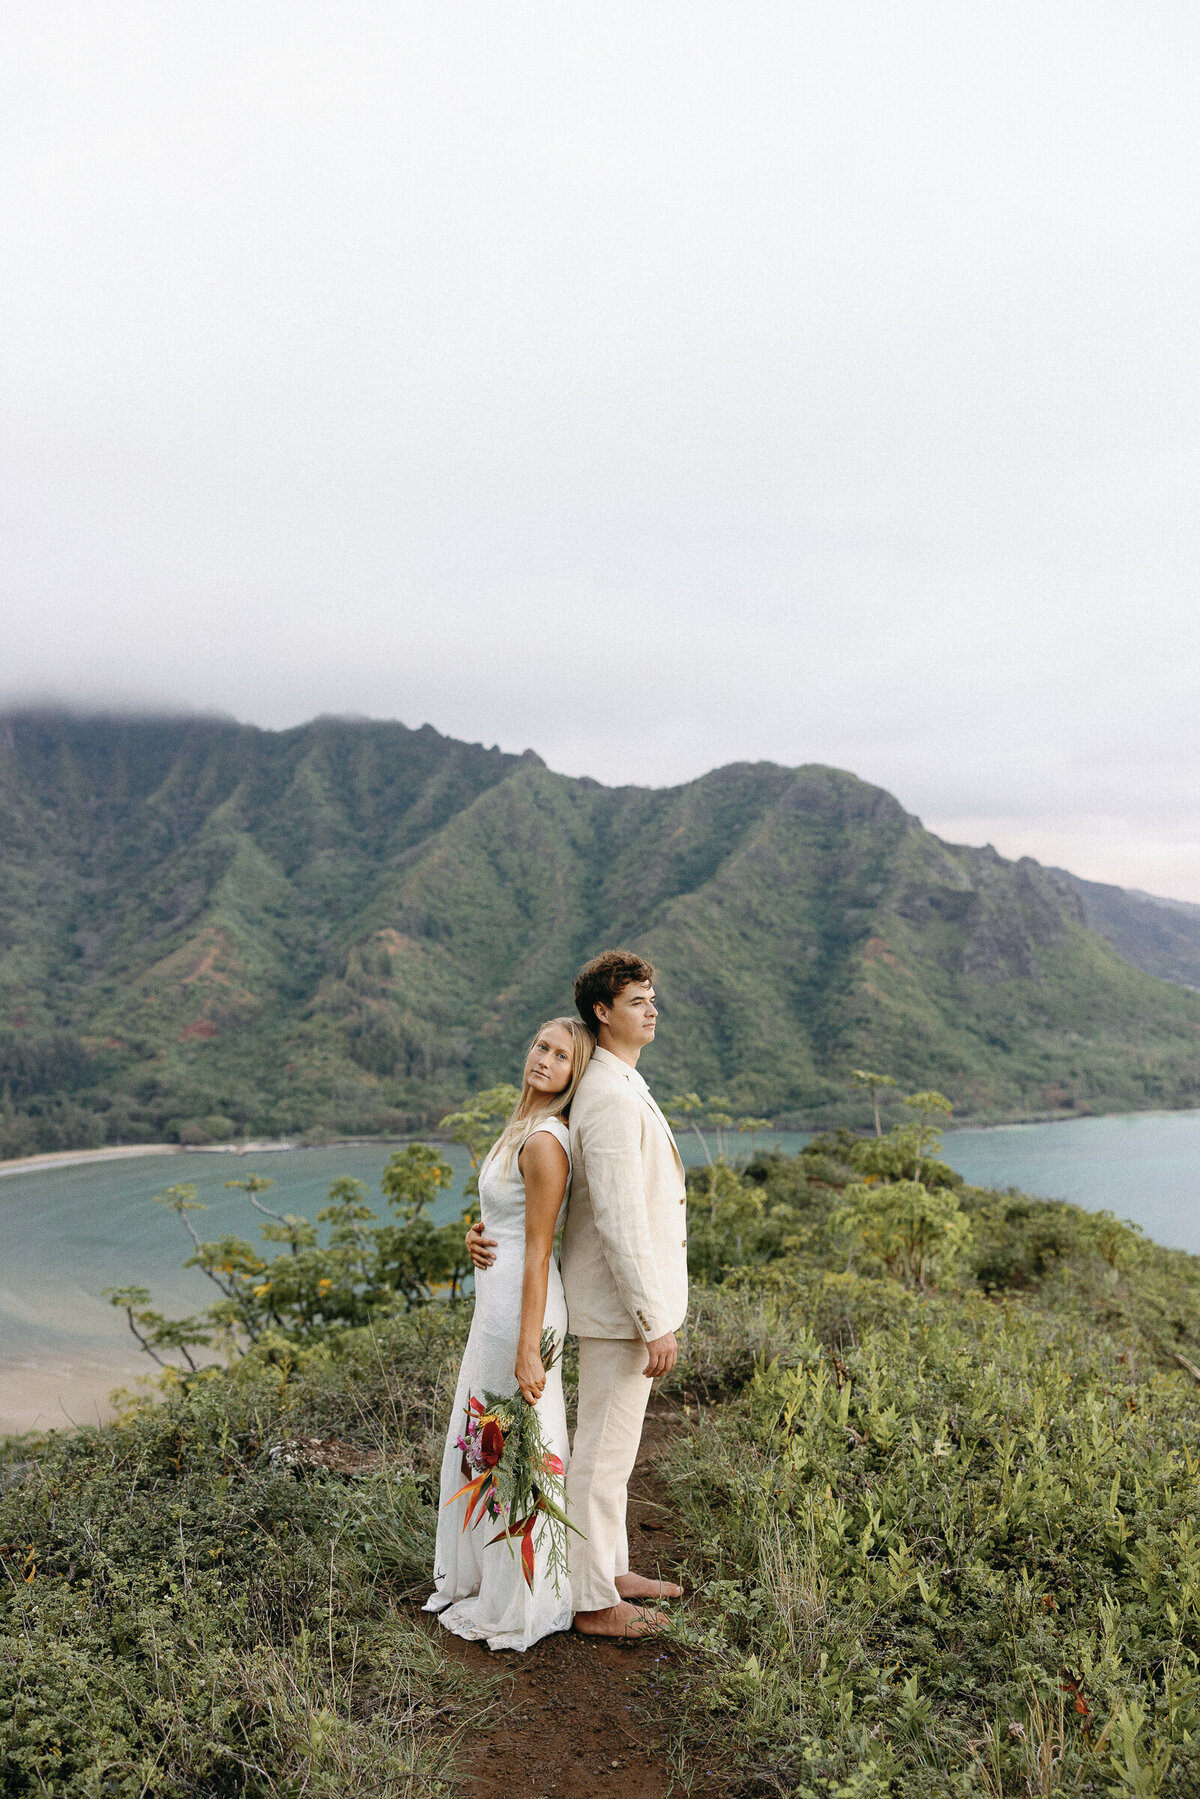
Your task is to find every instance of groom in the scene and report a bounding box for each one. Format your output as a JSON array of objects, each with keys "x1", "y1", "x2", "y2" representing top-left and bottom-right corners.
[{"x1": 561, "y1": 949, "x2": 689, "y2": 1637}]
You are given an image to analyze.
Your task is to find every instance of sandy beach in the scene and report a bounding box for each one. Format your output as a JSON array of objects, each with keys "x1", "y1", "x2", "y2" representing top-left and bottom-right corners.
[
  {"x1": 0, "y1": 1143, "x2": 181, "y2": 1180},
  {"x1": 0, "y1": 1348, "x2": 153, "y2": 1436},
  {"x1": 0, "y1": 1140, "x2": 303, "y2": 1181}
]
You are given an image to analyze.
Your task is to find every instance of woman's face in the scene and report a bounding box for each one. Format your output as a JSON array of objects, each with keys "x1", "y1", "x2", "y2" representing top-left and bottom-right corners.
[{"x1": 523, "y1": 1023, "x2": 576, "y2": 1100}]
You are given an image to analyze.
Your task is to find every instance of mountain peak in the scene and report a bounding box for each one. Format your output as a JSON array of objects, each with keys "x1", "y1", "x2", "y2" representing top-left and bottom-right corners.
[{"x1": 1, "y1": 711, "x2": 1198, "y2": 1153}]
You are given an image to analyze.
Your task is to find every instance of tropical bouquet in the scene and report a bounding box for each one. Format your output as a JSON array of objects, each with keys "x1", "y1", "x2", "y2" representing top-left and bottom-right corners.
[{"x1": 445, "y1": 1328, "x2": 580, "y2": 1592}]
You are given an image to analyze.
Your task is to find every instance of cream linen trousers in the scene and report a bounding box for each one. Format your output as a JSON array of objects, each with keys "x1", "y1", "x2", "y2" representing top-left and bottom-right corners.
[{"x1": 566, "y1": 1336, "x2": 653, "y2": 1612}]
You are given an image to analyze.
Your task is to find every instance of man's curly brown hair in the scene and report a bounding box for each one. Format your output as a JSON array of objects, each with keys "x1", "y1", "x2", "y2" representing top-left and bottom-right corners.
[{"x1": 573, "y1": 949, "x2": 655, "y2": 1036}]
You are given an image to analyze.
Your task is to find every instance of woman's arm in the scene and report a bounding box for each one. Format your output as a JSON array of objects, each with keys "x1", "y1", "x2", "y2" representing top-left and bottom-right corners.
[{"x1": 514, "y1": 1131, "x2": 570, "y2": 1404}]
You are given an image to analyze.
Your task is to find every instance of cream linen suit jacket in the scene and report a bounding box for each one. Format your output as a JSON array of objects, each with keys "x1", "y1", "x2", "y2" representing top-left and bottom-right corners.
[{"x1": 561, "y1": 1045, "x2": 688, "y2": 1343}]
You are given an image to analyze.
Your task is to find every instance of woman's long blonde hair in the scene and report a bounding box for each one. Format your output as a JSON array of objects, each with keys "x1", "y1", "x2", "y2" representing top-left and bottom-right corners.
[{"x1": 492, "y1": 1017, "x2": 594, "y2": 1174}]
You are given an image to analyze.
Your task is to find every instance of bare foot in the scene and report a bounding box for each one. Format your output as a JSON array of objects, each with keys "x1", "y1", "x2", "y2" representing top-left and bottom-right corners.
[
  {"x1": 616, "y1": 1571, "x2": 684, "y2": 1600},
  {"x1": 573, "y1": 1601, "x2": 668, "y2": 1639}
]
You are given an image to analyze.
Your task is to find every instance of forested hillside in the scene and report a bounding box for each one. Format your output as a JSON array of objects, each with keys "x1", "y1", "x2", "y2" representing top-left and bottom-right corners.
[{"x1": 2, "y1": 710, "x2": 1199, "y2": 1152}]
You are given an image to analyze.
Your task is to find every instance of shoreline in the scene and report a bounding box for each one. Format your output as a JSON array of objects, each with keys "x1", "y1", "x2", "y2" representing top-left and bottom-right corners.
[
  {"x1": 3, "y1": 1106, "x2": 1200, "y2": 1182},
  {"x1": 0, "y1": 1143, "x2": 182, "y2": 1180},
  {"x1": 0, "y1": 1352, "x2": 153, "y2": 1439},
  {"x1": 0, "y1": 1135, "x2": 424, "y2": 1182}
]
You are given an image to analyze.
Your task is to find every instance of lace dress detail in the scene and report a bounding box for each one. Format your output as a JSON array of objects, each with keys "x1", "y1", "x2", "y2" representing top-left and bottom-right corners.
[{"x1": 423, "y1": 1117, "x2": 572, "y2": 1650}]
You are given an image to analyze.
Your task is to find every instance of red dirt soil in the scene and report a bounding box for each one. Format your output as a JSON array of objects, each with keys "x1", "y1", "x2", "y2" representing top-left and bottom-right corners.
[{"x1": 422, "y1": 1397, "x2": 730, "y2": 1799}]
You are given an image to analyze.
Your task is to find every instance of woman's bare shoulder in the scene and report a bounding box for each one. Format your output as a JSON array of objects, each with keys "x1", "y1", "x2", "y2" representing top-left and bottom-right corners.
[{"x1": 518, "y1": 1123, "x2": 571, "y2": 1175}]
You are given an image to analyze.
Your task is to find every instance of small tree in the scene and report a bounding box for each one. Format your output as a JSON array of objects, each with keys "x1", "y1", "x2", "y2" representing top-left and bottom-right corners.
[
  {"x1": 439, "y1": 1085, "x2": 520, "y2": 1195},
  {"x1": 665, "y1": 1093, "x2": 770, "y2": 1166},
  {"x1": 376, "y1": 1142, "x2": 473, "y2": 1306},
  {"x1": 902, "y1": 1089, "x2": 955, "y2": 1182},
  {"x1": 847, "y1": 1089, "x2": 958, "y2": 1188},
  {"x1": 836, "y1": 1088, "x2": 966, "y2": 1291},
  {"x1": 118, "y1": 1146, "x2": 478, "y2": 1375},
  {"x1": 152, "y1": 1181, "x2": 269, "y2": 1343},
  {"x1": 103, "y1": 1285, "x2": 214, "y2": 1371},
  {"x1": 380, "y1": 1142, "x2": 454, "y2": 1219},
  {"x1": 851, "y1": 1069, "x2": 898, "y2": 1137},
  {"x1": 838, "y1": 1178, "x2": 972, "y2": 1292}
]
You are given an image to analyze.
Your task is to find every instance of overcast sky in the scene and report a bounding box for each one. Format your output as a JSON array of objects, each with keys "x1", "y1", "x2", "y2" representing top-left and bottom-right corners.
[{"x1": 4, "y1": 4, "x2": 1199, "y2": 897}]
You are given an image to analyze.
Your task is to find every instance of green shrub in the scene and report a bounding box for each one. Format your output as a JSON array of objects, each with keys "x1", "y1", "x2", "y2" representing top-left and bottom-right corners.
[
  {"x1": 666, "y1": 1279, "x2": 1200, "y2": 1795},
  {"x1": 0, "y1": 1306, "x2": 476, "y2": 1796},
  {"x1": 837, "y1": 1178, "x2": 973, "y2": 1290},
  {"x1": 105, "y1": 1147, "x2": 481, "y2": 1370},
  {"x1": 661, "y1": 1107, "x2": 1200, "y2": 1798}
]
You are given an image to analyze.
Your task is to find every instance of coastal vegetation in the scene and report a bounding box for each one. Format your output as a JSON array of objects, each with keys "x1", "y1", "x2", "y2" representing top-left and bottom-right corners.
[
  {"x1": 3, "y1": 711, "x2": 1200, "y2": 1161},
  {"x1": 5, "y1": 1096, "x2": 1200, "y2": 1794},
  {"x1": 101, "y1": 1092, "x2": 517, "y2": 1368}
]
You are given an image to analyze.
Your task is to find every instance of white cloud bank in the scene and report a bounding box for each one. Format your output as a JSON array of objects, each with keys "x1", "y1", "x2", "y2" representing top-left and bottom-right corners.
[{"x1": 2, "y1": 4, "x2": 1199, "y2": 894}]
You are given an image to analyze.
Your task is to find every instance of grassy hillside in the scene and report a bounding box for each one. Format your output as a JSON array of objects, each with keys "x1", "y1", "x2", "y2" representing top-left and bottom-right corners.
[
  {"x1": 5, "y1": 1130, "x2": 1200, "y2": 1795},
  {"x1": 2, "y1": 711, "x2": 1199, "y2": 1153}
]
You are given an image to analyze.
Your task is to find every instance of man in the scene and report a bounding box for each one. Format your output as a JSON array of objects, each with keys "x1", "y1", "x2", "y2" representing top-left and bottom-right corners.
[{"x1": 561, "y1": 949, "x2": 689, "y2": 1638}]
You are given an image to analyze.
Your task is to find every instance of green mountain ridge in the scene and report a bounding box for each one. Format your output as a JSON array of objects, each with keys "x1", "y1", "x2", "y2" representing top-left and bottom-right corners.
[
  {"x1": 1054, "y1": 867, "x2": 1200, "y2": 990},
  {"x1": 1, "y1": 710, "x2": 1198, "y2": 1152}
]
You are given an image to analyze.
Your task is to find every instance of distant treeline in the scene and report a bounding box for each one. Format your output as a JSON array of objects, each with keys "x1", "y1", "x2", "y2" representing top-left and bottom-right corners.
[{"x1": 0, "y1": 1029, "x2": 92, "y2": 1102}]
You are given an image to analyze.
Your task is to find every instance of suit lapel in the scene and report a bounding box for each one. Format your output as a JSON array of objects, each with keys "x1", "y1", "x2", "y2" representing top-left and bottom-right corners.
[
  {"x1": 587, "y1": 1047, "x2": 686, "y2": 1178},
  {"x1": 638, "y1": 1084, "x2": 686, "y2": 1177}
]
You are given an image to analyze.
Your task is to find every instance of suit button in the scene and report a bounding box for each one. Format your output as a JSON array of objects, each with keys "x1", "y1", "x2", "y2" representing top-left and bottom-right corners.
[{"x1": 681, "y1": 1238, "x2": 687, "y2": 1247}]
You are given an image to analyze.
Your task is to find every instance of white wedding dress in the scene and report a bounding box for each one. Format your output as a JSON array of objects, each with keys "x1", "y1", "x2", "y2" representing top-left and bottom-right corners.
[{"x1": 424, "y1": 1118, "x2": 573, "y2": 1651}]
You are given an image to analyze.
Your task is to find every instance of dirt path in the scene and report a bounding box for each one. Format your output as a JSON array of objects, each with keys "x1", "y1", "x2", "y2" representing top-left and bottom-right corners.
[{"x1": 424, "y1": 1397, "x2": 728, "y2": 1799}]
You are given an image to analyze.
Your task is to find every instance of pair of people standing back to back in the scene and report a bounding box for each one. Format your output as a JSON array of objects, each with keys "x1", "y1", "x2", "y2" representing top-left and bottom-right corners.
[{"x1": 424, "y1": 949, "x2": 688, "y2": 1649}]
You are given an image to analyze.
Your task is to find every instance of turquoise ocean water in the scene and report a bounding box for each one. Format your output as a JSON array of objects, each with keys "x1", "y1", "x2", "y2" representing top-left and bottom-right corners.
[{"x1": 2, "y1": 1111, "x2": 1198, "y2": 1434}]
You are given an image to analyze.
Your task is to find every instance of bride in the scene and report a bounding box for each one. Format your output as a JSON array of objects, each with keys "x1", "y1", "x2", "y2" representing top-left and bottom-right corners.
[{"x1": 424, "y1": 1016, "x2": 594, "y2": 1651}]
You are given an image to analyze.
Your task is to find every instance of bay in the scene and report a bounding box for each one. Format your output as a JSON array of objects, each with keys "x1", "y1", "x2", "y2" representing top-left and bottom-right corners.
[
  {"x1": 945, "y1": 1110, "x2": 1200, "y2": 1252},
  {"x1": 2, "y1": 1110, "x2": 1198, "y2": 1437},
  {"x1": 0, "y1": 1142, "x2": 475, "y2": 1436}
]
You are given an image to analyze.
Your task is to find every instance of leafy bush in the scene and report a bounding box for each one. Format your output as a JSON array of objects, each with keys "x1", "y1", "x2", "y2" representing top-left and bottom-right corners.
[
  {"x1": 105, "y1": 1145, "x2": 478, "y2": 1371},
  {"x1": 666, "y1": 1280, "x2": 1200, "y2": 1796},
  {"x1": 837, "y1": 1178, "x2": 973, "y2": 1290},
  {"x1": 0, "y1": 1306, "x2": 475, "y2": 1796},
  {"x1": 660, "y1": 1097, "x2": 1200, "y2": 1797}
]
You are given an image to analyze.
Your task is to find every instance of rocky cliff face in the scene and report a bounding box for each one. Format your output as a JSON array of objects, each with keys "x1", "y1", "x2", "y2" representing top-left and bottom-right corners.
[
  {"x1": 890, "y1": 836, "x2": 1086, "y2": 986},
  {"x1": 956, "y1": 854, "x2": 1085, "y2": 985}
]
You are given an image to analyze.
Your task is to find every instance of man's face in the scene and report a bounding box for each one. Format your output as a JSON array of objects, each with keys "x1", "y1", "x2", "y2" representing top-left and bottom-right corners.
[{"x1": 596, "y1": 980, "x2": 658, "y2": 1050}]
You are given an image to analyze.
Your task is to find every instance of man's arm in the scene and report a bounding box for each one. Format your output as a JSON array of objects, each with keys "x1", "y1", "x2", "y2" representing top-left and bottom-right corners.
[{"x1": 576, "y1": 1088, "x2": 674, "y2": 1346}]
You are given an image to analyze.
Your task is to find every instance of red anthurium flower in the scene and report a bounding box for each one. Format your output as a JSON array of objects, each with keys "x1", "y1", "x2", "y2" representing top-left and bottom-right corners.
[
  {"x1": 468, "y1": 1396, "x2": 486, "y2": 1416},
  {"x1": 541, "y1": 1453, "x2": 564, "y2": 1476},
  {"x1": 479, "y1": 1419, "x2": 505, "y2": 1468}
]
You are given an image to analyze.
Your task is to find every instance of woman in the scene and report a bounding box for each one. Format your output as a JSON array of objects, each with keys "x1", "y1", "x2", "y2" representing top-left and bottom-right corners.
[{"x1": 424, "y1": 1016, "x2": 593, "y2": 1651}]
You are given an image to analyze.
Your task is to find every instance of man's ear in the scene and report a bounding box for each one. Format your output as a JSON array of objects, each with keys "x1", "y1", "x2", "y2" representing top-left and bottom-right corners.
[{"x1": 592, "y1": 1001, "x2": 609, "y2": 1029}]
